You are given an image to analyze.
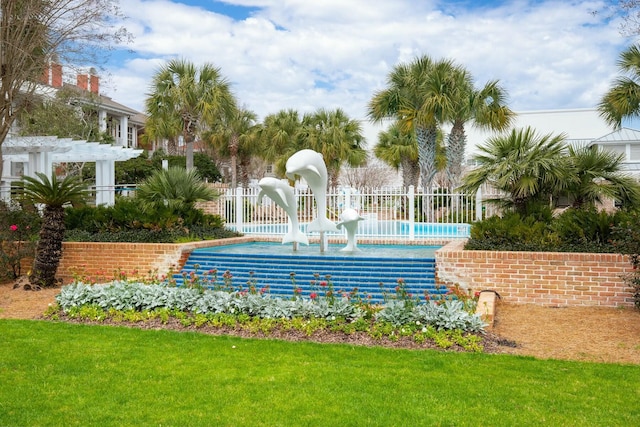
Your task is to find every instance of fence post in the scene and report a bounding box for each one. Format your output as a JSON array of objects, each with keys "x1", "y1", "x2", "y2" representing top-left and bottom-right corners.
[
  {"x1": 344, "y1": 186, "x2": 351, "y2": 211},
  {"x1": 235, "y1": 186, "x2": 244, "y2": 233},
  {"x1": 475, "y1": 188, "x2": 483, "y2": 222},
  {"x1": 408, "y1": 185, "x2": 415, "y2": 240}
]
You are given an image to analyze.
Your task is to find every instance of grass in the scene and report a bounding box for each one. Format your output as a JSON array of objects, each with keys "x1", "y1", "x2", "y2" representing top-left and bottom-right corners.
[{"x1": 1, "y1": 320, "x2": 639, "y2": 426}]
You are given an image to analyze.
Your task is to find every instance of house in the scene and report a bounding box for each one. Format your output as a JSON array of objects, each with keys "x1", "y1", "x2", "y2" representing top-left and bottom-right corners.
[
  {"x1": 0, "y1": 63, "x2": 145, "y2": 206},
  {"x1": 589, "y1": 127, "x2": 640, "y2": 178},
  {"x1": 39, "y1": 63, "x2": 146, "y2": 148}
]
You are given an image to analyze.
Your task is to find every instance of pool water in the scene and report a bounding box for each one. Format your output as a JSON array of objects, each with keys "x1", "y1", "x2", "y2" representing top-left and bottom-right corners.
[
  {"x1": 238, "y1": 220, "x2": 470, "y2": 239},
  {"x1": 203, "y1": 241, "x2": 440, "y2": 258}
]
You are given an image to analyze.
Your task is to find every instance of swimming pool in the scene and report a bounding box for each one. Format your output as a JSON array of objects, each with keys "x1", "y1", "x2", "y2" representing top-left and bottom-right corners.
[
  {"x1": 236, "y1": 220, "x2": 470, "y2": 239},
  {"x1": 201, "y1": 241, "x2": 441, "y2": 258}
]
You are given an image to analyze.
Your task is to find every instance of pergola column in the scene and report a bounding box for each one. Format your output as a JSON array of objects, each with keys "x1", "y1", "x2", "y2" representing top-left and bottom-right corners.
[{"x1": 95, "y1": 159, "x2": 115, "y2": 206}]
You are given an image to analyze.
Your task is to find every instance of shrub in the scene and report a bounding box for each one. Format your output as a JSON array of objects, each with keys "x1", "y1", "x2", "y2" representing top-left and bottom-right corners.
[
  {"x1": 0, "y1": 201, "x2": 40, "y2": 280},
  {"x1": 64, "y1": 197, "x2": 239, "y2": 243},
  {"x1": 465, "y1": 211, "x2": 554, "y2": 251},
  {"x1": 611, "y1": 210, "x2": 640, "y2": 309},
  {"x1": 54, "y1": 281, "x2": 486, "y2": 334},
  {"x1": 466, "y1": 207, "x2": 623, "y2": 253}
]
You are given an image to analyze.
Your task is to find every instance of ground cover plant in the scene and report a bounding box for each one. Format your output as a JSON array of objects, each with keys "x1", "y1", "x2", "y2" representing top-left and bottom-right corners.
[
  {"x1": 1, "y1": 319, "x2": 639, "y2": 426},
  {"x1": 47, "y1": 269, "x2": 486, "y2": 352}
]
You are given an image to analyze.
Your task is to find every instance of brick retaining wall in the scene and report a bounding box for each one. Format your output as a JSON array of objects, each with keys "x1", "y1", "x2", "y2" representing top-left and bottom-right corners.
[
  {"x1": 42, "y1": 237, "x2": 637, "y2": 307},
  {"x1": 435, "y1": 240, "x2": 635, "y2": 308},
  {"x1": 55, "y1": 236, "x2": 254, "y2": 283}
]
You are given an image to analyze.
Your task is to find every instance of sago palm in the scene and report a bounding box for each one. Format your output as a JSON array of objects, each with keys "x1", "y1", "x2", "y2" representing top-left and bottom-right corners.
[{"x1": 20, "y1": 172, "x2": 89, "y2": 289}]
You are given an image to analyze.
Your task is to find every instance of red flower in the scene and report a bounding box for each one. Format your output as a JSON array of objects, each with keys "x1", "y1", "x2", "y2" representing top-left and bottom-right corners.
[
  {"x1": 310, "y1": 292, "x2": 317, "y2": 300},
  {"x1": 9, "y1": 224, "x2": 18, "y2": 231},
  {"x1": 320, "y1": 281, "x2": 327, "y2": 287}
]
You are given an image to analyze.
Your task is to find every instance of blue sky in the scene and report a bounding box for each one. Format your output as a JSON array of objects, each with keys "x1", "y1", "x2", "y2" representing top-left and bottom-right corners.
[{"x1": 99, "y1": 0, "x2": 633, "y2": 144}]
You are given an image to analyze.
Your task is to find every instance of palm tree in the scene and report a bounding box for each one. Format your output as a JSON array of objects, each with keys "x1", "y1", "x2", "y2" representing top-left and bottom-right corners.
[
  {"x1": 459, "y1": 127, "x2": 569, "y2": 215},
  {"x1": 208, "y1": 107, "x2": 259, "y2": 188},
  {"x1": 144, "y1": 113, "x2": 181, "y2": 154},
  {"x1": 368, "y1": 55, "x2": 461, "y2": 189},
  {"x1": 598, "y1": 44, "x2": 640, "y2": 128},
  {"x1": 303, "y1": 108, "x2": 367, "y2": 187},
  {"x1": 374, "y1": 121, "x2": 448, "y2": 189},
  {"x1": 563, "y1": 145, "x2": 640, "y2": 209},
  {"x1": 259, "y1": 109, "x2": 305, "y2": 176},
  {"x1": 135, "y1": 166, "x2": 217, "y2": 212},
  {"x1": 20, "y1": 172, "x2": 89, "y2": 289},
  {"x1": 446, "y1": 76, "x2": 514, "y2": 189},
  {"x1": 374, "y1": 122, "x2": 420, "y2": 188},
  {"x1": 145, "y1": 59, "x2": 237, "y2": 170}
]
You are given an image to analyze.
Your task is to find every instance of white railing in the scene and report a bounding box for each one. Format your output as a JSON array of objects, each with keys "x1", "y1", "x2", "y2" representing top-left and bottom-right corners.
[
  {"x1": 208, "y1": 185, "x2": 503, "y2": 241},
  {"x1": 1, "y1": 180, "x2": 503, "y2": 240}
]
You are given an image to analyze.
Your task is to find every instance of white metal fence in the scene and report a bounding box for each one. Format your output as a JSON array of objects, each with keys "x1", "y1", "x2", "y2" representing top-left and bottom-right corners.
[{"x1": 205, "y1": 185, "x2": 502, "y2": 241}]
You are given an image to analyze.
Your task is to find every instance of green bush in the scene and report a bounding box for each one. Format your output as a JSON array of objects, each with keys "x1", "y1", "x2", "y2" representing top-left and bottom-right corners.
[
  {"x1": 465, "y1": 207, "x2": 624, "y2": 253},
  {"x1": 64, "y1": 197, "x2": 239, "y2": 243},
  {"x1": 465, "y1": 211, "x2": 555, "y2": 252},
  {"x1": 0, "y1": 201, "x2": 40, "y2": 280},
  {"x1": 550, "y1": 207, "x2": 621, "y2": 252},
  {"x1": 611, "y1": 210, "x2": 640, "y2": 309}
]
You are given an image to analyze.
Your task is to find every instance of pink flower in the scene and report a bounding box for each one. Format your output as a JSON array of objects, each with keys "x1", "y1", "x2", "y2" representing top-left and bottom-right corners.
[{"x1": 10, "y1": 224, "x2": 18, "y2": 231}]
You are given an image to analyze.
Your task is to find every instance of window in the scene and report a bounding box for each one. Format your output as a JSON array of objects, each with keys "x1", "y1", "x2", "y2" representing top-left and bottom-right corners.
[{"x1": 127, "y1": 126, "x2": 134, "y2": 147}]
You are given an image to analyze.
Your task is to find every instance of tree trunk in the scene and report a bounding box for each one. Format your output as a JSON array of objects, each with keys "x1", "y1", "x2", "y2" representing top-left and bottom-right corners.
[
  {"x1": 30, "y1": 205, "x2": 65, "y2": 288},
  {"x1": 446, "y1": 120, "x2": 467, "y2": 190},
  {"x1": 401, "y1": 158, "x2": 420, "y2": 189},
  {"x1": 229, "y1": 134, "x2": 239, "y2": 189},
  {"x1": 416, "y1": 125, "x2": 438, "y2": 190}
]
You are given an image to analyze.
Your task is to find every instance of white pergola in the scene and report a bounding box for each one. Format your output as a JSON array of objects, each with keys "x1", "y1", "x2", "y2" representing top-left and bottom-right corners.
[{"x1": 2, "y1": 136, "x2": 143, "y2": 206}]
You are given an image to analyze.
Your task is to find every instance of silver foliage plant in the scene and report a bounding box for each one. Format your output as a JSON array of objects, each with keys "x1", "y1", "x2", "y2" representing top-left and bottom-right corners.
[{"x1": 56, "y1": 282, "x2": 486, "y2": 333}]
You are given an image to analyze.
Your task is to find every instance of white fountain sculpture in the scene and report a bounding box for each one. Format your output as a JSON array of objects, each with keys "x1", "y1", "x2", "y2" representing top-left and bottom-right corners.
[
  {"x1": 336, "y1": 208, "x2": 364, "y2": 252},
  {"x1": 285, "y1": 149, "x2": 339, "y2": 252},
  {"x1": 257, "y1": 177, "x2": 309, "y2": 246}
]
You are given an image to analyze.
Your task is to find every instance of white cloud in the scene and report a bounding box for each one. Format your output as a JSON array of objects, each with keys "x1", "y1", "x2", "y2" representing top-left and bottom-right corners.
[{"x1": 102, "y1": 0, "x2": 630, "y2": 147}]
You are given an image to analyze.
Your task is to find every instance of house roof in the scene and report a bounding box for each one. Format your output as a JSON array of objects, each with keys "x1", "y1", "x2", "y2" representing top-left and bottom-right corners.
[
  {"x1": 61, "y1": 82, "x2": 143, "y2": 119},
  {"x1": 590, "y1": 128, "x2": 640, "y2": 144}
]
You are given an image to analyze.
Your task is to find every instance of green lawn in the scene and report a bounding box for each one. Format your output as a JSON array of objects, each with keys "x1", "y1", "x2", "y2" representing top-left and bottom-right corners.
[{"x1": 1, "y1": 319, "x2": 639, "y2": 426}]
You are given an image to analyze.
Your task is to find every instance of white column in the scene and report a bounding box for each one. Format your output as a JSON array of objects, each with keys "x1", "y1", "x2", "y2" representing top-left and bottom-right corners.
[
  {"x1": 95, "y1": 160, "x2": 116, "y2": 206},
  {"x1": 119, "y1": 116, "x2": 129, "y2": 147},
  {"x1": 98, "y1": 110, "x2": 107, "y2": 133},
  {"x1": 27, "y1": 151, "x2": 53, "y2": 178}
]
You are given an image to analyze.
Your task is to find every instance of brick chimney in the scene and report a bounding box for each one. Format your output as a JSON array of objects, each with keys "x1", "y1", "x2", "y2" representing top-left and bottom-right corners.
[
  {"x1": 51, "y1": 63, "x2": 62, "y2": 88},
  {"x1": 89, "y1": 73, "x2": 99, "y2": 94},
  {"x1": 77, "y1": 74, "x2": 88, "y2": 91},
  {"x1": 41, "y1": 63, "x2": 63, "y2": 88}
]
